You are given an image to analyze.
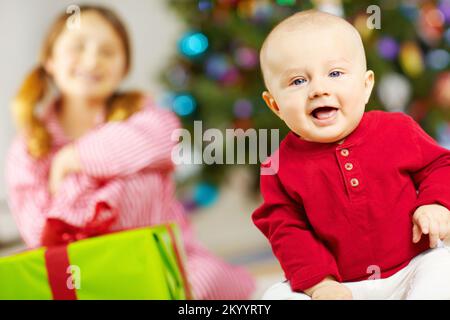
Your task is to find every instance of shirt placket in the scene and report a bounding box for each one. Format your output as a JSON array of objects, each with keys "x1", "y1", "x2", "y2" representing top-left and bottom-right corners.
[{"x1": 335, "y1": 144, "x2": 366, "y2": 202}]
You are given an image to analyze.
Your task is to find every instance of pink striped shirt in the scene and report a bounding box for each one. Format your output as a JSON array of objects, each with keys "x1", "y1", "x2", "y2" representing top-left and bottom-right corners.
[{"x1": 5, "y1": 98, "x2": 255, "y2": 300}]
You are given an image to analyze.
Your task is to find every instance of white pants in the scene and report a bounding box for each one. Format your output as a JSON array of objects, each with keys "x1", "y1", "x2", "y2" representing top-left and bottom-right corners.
[{"x1": 263, "y1": 245, "x2": 450, "y2": 300}]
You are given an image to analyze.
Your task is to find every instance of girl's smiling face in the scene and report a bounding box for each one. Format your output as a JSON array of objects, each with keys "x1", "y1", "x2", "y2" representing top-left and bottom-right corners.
[
  {"x1": 45, "y1": 11, "x2": 127, "y2": 100},
  {"x1": 261, "y1": 16, "x2": 375, "y2": 144}
]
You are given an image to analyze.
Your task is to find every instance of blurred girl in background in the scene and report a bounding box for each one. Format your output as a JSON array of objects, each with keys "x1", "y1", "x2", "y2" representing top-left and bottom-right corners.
[{"x1": 6, "y1": 5, "x2": 255, "y2": 300}]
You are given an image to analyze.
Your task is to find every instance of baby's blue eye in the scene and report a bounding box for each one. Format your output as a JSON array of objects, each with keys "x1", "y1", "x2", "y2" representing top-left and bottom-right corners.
[
  {"x1": 291, "y1": 78, "x2": 306, "y2": 86},
  {"x1": 329, "y1": 71, "x2": 343, "y2": 78}
]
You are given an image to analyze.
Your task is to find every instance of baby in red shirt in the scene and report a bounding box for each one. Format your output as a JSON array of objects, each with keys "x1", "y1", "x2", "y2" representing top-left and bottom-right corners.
[{"x1": 253, "y1": 10, "x2": 450, "y2": 300}]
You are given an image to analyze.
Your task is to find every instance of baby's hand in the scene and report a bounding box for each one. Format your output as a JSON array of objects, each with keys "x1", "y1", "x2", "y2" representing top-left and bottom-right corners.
[
  {"x1": 304, "y1": 276, "x2": 352, "y2": 300},
  {"x1": 310, "y1": 282, "x2": 352, "y2": 300},
  {"x1": 412, "y1": 204, "x2": 450, "y2": 248}
]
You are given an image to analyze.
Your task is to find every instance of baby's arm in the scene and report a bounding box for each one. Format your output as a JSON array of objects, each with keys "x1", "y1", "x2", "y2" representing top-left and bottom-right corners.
[
  {"x1": 252, "y1": 171, "x2": 344, "y2": 298},
  {"x1": 403, "y1": 115, "x2": 450, "y2": 247},
  {"x1": 405, "y1": 115, "x2": 450, "y2": 211},
  {"x1": 75, "y1": 102, "x2": 180, "y2": 179}
]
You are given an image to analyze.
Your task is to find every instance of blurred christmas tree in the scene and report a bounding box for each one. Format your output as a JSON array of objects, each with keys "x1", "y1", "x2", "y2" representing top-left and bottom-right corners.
[{"x1": 161, "y1": 0, "x2": 450, "y2": 209}]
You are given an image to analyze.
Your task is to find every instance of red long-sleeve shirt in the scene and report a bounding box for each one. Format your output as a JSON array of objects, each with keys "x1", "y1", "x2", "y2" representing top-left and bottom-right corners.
[{"x1": 252, "y1": 110, "x2": 450, "y2": 292}]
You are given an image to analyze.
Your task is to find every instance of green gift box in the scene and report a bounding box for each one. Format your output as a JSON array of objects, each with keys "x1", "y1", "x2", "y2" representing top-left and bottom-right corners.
[{"x1": 0, "y1": 224, "x2": 192, "y2": 300}]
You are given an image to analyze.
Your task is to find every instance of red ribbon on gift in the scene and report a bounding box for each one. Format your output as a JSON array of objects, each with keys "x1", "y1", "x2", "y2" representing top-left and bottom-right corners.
[
  {"x1": 43, "y1": 201, "x2": 118, "y2": 300},
  {"x1": 41, "y1": 202, "x2": 118, "y2": 247},
  {"x1": 41, "y1": 202, "x2": 192, "y2": 300}
]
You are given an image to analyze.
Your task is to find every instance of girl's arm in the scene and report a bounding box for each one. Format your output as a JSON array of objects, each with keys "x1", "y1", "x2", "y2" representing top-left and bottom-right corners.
[
  {"x1": 75, "y1": 102, "x2": 180, "y2": 179},
  {"x1": 6, "y1": 137, "x2": 120, "y2": 248},
  {"x1": 5, "y1": 137, "x2": 53, "y2": 248}
]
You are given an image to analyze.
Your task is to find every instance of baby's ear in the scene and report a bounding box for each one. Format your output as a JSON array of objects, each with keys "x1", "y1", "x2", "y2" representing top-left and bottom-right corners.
[
  {"x1": 262, "y1": 91, "x2": 282, "y2": 119},
  {"x1": 364, "y1": 70, "x2": 375, "y2": 104}
]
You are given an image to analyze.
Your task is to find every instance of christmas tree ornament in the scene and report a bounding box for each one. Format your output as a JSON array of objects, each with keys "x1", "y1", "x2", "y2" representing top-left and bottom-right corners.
[
  {"x1": 234, "y1": 47, "x2": 259, "y2": 69},
  {"x1": 417, "y1": 3, "x2": 445, "y2": 45},
  {"x1": 426, "y1": 49, "x2": 450, "y2": 70},
  {"x1": 172, "y1": 94, "x2": 197, "y2": 116},
  {"x1": 436, "y1": 122, "x2": 450, "y2": 149},
  {"x1": 198, "y1": 0, "x2": 213, "y2": 11},
  {"x1": 233, "y1": 99, "x2": 253, "y2": 119},
  {"x1": 205, "y1": 54, "x2": 230, "y2": 80},
  {"x1": 193, "y1": 183, "x2": 219, "y2": 207},
  {"x1": 237, "y1": 0, "x2": 255, "y2": 19},
  {"x1": 399, "y1": 41, "x2": 424, "y2": 78},
  {"x1": 445, "y1": 27, "x2": 450, "y2": 45},
  {"x1": 220, "y1": 66, "x2": 241, "y2": 86},
  {"x1": 434, "y1": 72, "x2": 450, "y2": 109},
  {"x1": 438, "y1": 0, "x2": 450, "y2": 24},
  {"x1": 408, "y1": 99, "x2": 429, "y2": 123},
  {"x1": 178, "y1": 32, "x2": 209, "y2": 58},
  {"x1": 377, "y1": 73, "x2": 412, "y2": 112},
  {"x1": 377, "y1": 36, "x2": 399, "y2": 60},
  {"x1": 276, "y1": 0, "x2": 296, "y2": 6},
  {"x1": 251, "y1": 0, "x2": 273, "y2": 23},
  {"x1": 399, "y1": 3, "x2": 419, "y2": 22}
]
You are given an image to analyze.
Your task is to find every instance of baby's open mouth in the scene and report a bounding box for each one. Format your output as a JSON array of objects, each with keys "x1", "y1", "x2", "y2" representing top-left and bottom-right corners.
[{"x1": 310, "y1": 106, "x2": 339, "y2": 120}]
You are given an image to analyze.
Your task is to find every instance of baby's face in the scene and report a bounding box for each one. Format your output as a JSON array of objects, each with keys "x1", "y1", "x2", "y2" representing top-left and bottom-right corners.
[{"x1": 261, "y1": 20, "x2": 374, "y2": 143}]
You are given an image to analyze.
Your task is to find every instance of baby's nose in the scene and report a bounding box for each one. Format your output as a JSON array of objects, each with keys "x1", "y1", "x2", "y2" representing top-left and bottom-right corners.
[
  {"x1": 308, "y1": 88, "x2": 330, "y2": 99},
  {"x1": 308, "y1": 80, "x2": 330, "y2": 99}
]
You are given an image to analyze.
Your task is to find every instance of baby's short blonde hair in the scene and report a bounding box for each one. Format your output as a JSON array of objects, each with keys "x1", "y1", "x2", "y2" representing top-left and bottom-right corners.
[{"x1": 260, "y1": 10, "x2": 367, "y2": 89}]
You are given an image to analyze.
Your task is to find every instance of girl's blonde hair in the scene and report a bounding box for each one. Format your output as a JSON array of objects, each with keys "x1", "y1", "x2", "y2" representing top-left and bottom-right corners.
[{"x1": 12, "y1": 5, "x2": 144, "y2": 158}]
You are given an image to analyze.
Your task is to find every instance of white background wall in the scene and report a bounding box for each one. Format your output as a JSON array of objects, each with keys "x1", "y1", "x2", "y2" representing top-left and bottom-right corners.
[{"x1": 0, "y1": 0, "x2": 184, "y2": 201}]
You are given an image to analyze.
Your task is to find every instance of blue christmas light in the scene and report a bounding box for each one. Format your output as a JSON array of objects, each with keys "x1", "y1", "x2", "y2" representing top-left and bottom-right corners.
[
  {"x1": 445, "y1": 28, "x2": 450, "y2": 46},
  {"x1": 179, "y1": 32, "x2": 209, "y2": 57},
  {"x1": 205, "y1": 55, "x2": 229, "y2": 80},
  {"x1": 193, "y1": 183, "x2": 218, "y2": 207},
  {"x1": 252, "y1": 2, "x2": 273, "y2": 23},
  {"x1": 437, "y1": 122, "x2": 450, "y2": 149},
  {"x1": 198, "y1": 0, "x2": 212, "y2": 11},
  {"x1": 399, "y1": 4, "x2": 419, "y2": 21},
  {"x1": 426, "y1": 49, "x2": 450, "y2": 70},
  {"x1": 172, "y1": 94, "x2": 197, "y2": 116}
]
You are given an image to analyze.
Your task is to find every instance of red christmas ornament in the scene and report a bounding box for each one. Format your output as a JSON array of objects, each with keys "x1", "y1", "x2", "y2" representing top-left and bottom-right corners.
[
  {"x1": 418, "y1": 3, "x2": 445, "y2": 45},
  {"x1": 434, "y1": 72, "x2": 450, "y2": 109},
  {"x1": 408, "y1": 99, "x2": 430, "y2": 123}
]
